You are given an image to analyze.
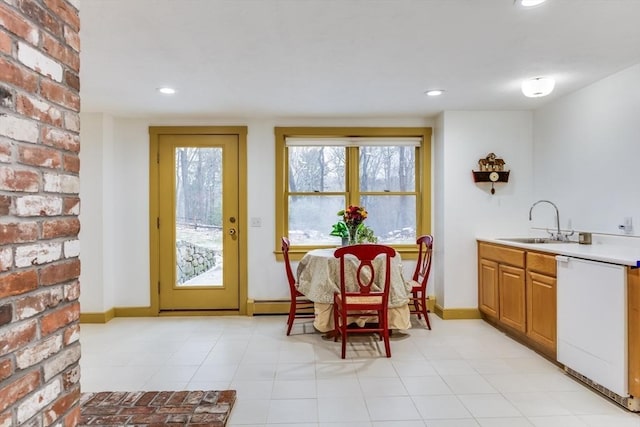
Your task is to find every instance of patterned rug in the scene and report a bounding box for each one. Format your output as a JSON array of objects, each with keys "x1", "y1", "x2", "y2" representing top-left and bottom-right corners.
[{"x1": 79, "y1": 390, "x2": 236, "y2": 426}]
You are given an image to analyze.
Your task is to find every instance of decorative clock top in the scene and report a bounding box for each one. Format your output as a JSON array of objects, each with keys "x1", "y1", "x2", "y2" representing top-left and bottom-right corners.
[
  {"x1": 473, "y1": 153, "x2": 510, "y2": 194},
  {"x1": 478, "y1": 152, "x2": 506, "y2": 171}
]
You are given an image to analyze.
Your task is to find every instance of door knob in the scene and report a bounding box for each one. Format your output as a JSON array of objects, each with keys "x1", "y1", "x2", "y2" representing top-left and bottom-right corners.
[{"x1": 229, "y1": 228, "x2": 236, "y2": 235}]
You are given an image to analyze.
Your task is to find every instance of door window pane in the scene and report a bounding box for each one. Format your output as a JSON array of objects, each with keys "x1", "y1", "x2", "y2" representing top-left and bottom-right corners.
[{"x1": 174, "y1": 147, "x2": 223, "y2": 287}]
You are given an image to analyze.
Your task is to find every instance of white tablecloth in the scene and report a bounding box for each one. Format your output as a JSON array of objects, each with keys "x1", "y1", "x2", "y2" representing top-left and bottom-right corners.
[{"x1": 296, "y1": 248, "x2": 412, "y2": 332}]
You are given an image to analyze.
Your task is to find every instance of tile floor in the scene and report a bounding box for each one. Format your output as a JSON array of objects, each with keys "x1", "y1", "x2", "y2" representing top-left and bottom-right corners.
[{"x1": 80, "y1": 315, "x2": 640, "y2": 426}]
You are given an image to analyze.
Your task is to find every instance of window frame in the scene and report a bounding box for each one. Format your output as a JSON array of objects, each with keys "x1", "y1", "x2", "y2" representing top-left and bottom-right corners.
[{"x1": 275, "y1": 127, "x2": 432, "y2": 260}]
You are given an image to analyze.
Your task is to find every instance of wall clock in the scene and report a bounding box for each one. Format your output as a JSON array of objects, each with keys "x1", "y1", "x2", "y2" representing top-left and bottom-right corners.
[{"x1": 472, "y1": 153, "x2": 510, "y2": 194}]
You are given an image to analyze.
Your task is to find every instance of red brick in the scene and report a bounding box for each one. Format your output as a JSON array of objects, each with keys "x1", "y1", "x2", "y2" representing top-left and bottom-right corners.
[
  {"x1": 42, "y1": 218, "x2": 79, "y2": 239},
  {"x1": 0, "y1": 222, "x2": 38, "y2": 244},
  {"x1": 41, "y1": 126, "x2": 79, "y2": 152},
  {"x1": 62, "y1": 365, "x2": 79, "y2": 390},
  {"x1": 63, "y1": 25, "x2": 79, "y2": 53},
  {"x1": 0, "y1": 320, "x2": 38, "y2": 358},
  {"x1": 41, "y1": 80, "x2": 80, "y2": 111},
  {"x1": 0, "y1": 371, "x2": 40, "y2": 413},
  {"x1": 0, "y1": 195, "x2": 11, "y2": 216},
  {"x1": 0, "y1": 3, "x2": 39, "y2": 46},
  {"x1": 16, "y1": 93, "x2": 64, "y2": 127},
  {"x1": 0, "y1": 140, "x2": 11, "y2": 163},
  {"x1": 18, "y1": 144, "x2": 62, "y2": 169},
  {"x1": 0, "y1": 30, "x2": 12, "y2": 55},
  {"x1": 63, "y1": 280, "x2": 79, "y2": 301},
  {"x1": 0, "y1": 410, "x2": 12, "y2": 427},
  {"x1": 0, "y1": 85, "x2": 13, "y2": 110},
  {"x1": 18, "y1": 0, "x2": 62, "y2": 39},
  {"x1": 39, "y1": 259, "x2": 80, "y2": 286},
  {"x1": 62, "y1": 196, "x2": 79, "y2": 215},
  {"x1": 63, "y1": 69, "x2": 79, "y2": 92},
  {"x1": 40, "y1": 302, "x2": 79, "y2": 336},
  {"x1": 41, "y1": 32, "x2": 79, "y2": 74},
  {"x1": 63, "y1": 405, "x2": 80, "y2": 427},
  {"x1": 0, "y1": 58, "x2": 39, "y2": 93},
  {"x1": 0, "y1": 166, "x2": 40, "y2": 192},
  {"x1": 14, "y1": 288, "x2": 64, "y2": 320},
  {"x1": 44, "y1": 387, "x2": 79, "y2": 425},
  {"x1": 0, "y1": 270, "x2": 38, "y2": 298},
  {"x1": 0, "y1": 358, "x2": 13, "y2": 382},
  {"x1": 62, "y1": 154, "x2": 78, "y2": 173},
  {"x1": 62, "y1": 324, "x2": 79, "y2": 346},
  {"x1": 0, "y1": 304, "x2": 12, "y2": 326},
  {"x1": 43, "y1": 0, "x2": 80, "y2": 31}
]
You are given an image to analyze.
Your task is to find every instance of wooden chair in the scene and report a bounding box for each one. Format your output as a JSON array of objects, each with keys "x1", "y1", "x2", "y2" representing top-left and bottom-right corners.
[
  {"x1": 333, "y1": 244, "x2": 396, "y2": 359},
  {"x1": 281, "y1": 237, "x2": 315, "y2": 335},
  {"x1": 408, "y1": 235, "x2": 433, "y2": 329}
]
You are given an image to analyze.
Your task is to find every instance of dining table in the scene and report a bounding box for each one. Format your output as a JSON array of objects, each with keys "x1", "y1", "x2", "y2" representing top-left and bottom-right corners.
[{"x1": 296, "y1": 247, "x2": 412, "y2": 333}]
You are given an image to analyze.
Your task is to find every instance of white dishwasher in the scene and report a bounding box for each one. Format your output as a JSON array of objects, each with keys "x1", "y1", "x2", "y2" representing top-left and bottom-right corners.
[{"x1": 556, "y1": 255, "x2": 627, "y2": 397}]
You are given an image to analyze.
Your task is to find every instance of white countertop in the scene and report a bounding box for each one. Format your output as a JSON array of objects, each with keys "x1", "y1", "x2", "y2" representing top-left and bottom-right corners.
[{"x1": 477, "y1": 236, "x2": 640, "y2": 267}]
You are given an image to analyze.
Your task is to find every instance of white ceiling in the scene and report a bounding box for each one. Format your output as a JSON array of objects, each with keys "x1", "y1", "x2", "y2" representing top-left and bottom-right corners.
[{"x1": 79, "y1": 0, "x2": 640, "y2": 119}]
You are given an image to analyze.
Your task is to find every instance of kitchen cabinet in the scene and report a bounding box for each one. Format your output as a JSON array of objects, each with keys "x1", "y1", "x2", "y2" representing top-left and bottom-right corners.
[
  {"x1": 478, "y1": 242, "x2": 555, "y2": 358},
  {"x1": 477, "y1": 242, "x2": 526, "y2": 332},
  {"x1": 478, "y1": 258, "x2": 499, "y2": 319},
  {"x1": 477, "y1": 237, "x2": 640, "y2": 409},
  {"x1": 499, "y1": 264, "x2": 526, "y2": 332},
  {"x1": 526, "y1": 252, "x2": 557, "y2": 356}
]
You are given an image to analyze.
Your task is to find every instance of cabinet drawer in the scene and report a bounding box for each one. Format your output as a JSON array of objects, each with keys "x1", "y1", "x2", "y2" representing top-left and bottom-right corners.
[
  {"x1": 527, "y1": 252, "x2": 557, "y2": 276},
  {"x1": 478, "y1": 243, "x2": 525, "y2": 268}
]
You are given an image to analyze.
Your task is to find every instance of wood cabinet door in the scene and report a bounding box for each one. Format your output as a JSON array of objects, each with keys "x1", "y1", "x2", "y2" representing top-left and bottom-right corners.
[
  {"x1": 526, "y1": 271, "x2": 557, "y2": 354},
  {"x1": 499, "y1": 264, "x2": 526, "y2": 333},
  {"x1": 479, "y1": 258, "x2": 499, "y2": 319}
]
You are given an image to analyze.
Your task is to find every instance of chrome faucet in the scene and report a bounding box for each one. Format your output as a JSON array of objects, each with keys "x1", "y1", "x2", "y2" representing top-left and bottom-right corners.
[{"x1": 529, "y1": 199, "x2": 570, "y2": 241}]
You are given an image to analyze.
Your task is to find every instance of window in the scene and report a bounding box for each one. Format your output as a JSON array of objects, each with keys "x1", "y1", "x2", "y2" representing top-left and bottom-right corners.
[{"x1": 275, "y1": 127, "x2": 432, "y2": 258}]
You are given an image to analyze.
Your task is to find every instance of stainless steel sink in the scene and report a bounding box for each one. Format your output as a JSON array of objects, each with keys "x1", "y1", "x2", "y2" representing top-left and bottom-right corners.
[{"x1": 497, "y1": 237, "x2": 569, "y2": 244}]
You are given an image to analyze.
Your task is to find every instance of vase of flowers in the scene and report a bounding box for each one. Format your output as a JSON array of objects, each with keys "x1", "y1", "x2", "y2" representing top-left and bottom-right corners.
[{"x1": 341, "y1": 205, "x2": 367, "y2": 245}]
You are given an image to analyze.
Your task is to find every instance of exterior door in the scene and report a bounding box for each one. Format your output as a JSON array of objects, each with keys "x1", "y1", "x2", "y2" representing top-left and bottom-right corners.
[{"x1": 157, "y1": 133, "x2": 239, "y2": 311}]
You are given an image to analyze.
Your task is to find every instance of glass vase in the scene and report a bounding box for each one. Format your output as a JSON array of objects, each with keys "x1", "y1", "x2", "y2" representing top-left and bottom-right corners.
[{"x1": 347, "y1": 224, "x2": 359, "y2": 245}]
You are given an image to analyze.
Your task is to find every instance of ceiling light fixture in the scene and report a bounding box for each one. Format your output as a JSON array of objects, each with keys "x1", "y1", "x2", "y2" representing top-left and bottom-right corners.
[
  {"x1": 518, "y1": 0, "x2": 547, "y2": 6},
  {"x1": 157, "y1": 87, "x2": 176, "y2": 95},
  {"x1": 425, "y1": 90, "x2": 444, "y2": 96},
  {"x1": 521, "y1": 77, "x2": 555, "y2": 97}
]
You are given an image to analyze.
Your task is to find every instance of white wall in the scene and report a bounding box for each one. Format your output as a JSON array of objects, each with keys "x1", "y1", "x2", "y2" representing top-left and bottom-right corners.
[
  {"x1": 533, "y1": 64, "x2": 640, "y2": 236},
  {"x1": 79, "y1": 116, "x2": 432, "y2": 309},
  {"x1": 79, "y1": 113, "x2": 114, "y2": 312},
  {"x1": 437, "y1": 111, "x2": 534, "y2": 308}
]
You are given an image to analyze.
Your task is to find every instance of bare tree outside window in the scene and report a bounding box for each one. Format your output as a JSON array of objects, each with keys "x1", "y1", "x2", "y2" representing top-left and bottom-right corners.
[{"x1": 287, "y1": 142, "x2": 418, "y2": 245}]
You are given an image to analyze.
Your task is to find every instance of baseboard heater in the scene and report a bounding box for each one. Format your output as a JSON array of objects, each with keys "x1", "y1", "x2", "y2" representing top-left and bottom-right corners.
[{"x1": 565, "y1": 366, "x2": 640, "y2": 412}]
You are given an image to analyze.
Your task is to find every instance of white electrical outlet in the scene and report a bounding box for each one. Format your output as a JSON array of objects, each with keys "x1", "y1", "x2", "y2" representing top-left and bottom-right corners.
[{"x1": 250, "y1": 217, "x2": 262, "y2": 227}]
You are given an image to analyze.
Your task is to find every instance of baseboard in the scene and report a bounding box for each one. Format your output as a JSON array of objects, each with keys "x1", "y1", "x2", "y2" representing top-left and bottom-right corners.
[
  {"x1": 434, "y1": 303, "x2": 482, "y2": 319},
  {"x1": 114, "y1": 307, "x2": 155, "y2": 317},
  {"x1": 80, "y1": 298, "x2": 448, "y2": 322},
  {"x1": 247, "y1": 299, "x2": 291, "y2": 315},
  {"x1": 79, "y1": 308, "x2": 116, "y2": 324}
]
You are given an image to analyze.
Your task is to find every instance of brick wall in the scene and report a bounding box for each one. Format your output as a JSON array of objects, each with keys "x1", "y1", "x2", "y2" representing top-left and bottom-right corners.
[{"x1": 0, "y1": 1, "x2": 81, "y2": 426}]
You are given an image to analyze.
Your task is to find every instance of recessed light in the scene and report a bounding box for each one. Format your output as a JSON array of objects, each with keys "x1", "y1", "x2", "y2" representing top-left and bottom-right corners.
[
  {"x1": 425, "y1": 90, "x2": 444, "y2": 97},
  {"x1": 521, "y1": 77, "x2": 555, "y2": 97},
  {"x1": 518, "y1": 0, "x2": 547, "y2": 7},
  {"x1": 157, "y1": 87, "x2": 176, "y2": 95}
]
